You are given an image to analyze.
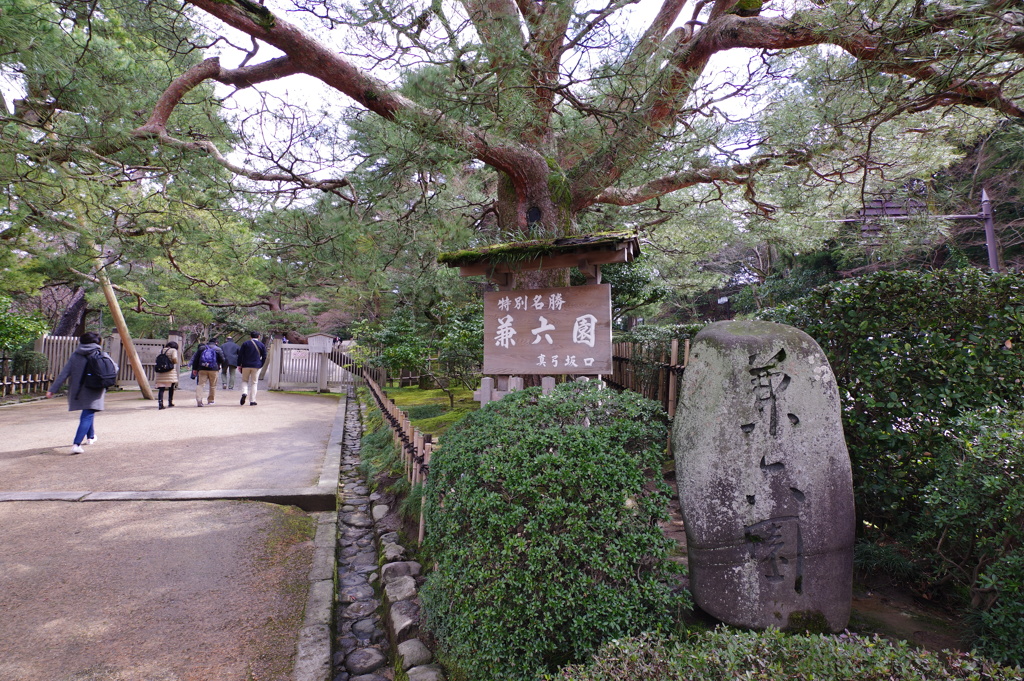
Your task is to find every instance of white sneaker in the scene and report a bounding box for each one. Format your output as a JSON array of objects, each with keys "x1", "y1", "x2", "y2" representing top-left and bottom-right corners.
[
  {"x1": 71, "y1": 444, "x2": 84, "y2": 454},
  {"x1": 84, "y1": 437, "x2": 97, "y2": 445}
]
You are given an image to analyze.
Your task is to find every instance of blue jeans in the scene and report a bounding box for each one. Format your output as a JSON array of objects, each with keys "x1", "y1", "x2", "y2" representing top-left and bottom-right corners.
[{"x1": 74, "y1": 409, "x2": 97, "y2": 445}]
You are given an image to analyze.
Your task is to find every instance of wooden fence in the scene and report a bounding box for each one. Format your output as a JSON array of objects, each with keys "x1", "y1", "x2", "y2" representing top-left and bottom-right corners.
[
  {"x1": 361, "y1": 371, "x2": 434, "y2": 544},
  {"x1": 330, "y1": 346, "x2": 386, "y2": 388},
  {"x1": 107, "y1": 335, "x2": 181, "y2": 388},
  {"x1": 266, "y1": 339, "x2": 358, "y2": 392},
  {"x1": 607, "y1": 338, "x2": 690, "y2": 419},
  {"x1": 0, "y1": 373, "x2": 51, "y2": 397},
  {"x1": 0, "y1": 334, "x2": 184, "y2": 398}
]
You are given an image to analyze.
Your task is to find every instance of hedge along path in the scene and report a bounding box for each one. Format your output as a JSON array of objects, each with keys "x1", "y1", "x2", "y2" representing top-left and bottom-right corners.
[{"x1": 360, "y1": 334, "x2": 692, "y2": 546}]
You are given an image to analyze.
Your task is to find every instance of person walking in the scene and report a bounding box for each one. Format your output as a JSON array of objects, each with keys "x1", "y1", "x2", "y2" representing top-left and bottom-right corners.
[
  {"x1": 190, "y1": 338, "x2": 226, "y2": 406},
  {"x1": 221, "y1": 337, "x2": 240, "y2": 390},
  {"x1": 154, "y1": 341, "x2": 180, "y2": 409},
  {"x1": 45, "y1": 331, "x2": 118, "y2": 455},
  {"x1": 237, "y1": 331, "x2": 267, "y2": 406}
]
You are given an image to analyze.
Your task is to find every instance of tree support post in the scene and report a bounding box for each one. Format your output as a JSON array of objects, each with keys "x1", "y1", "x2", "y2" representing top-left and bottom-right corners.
[{"x1": 96, "y1": 263, "x2": 154, "y2": 400}]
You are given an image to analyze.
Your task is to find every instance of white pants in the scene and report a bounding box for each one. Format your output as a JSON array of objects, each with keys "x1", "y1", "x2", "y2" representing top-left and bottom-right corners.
[{"x1": 240, "y1": 367, "x2": 260, "y2": 401}]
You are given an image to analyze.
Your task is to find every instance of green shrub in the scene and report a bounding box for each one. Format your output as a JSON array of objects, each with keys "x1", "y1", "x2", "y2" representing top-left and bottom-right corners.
[
  {"x1": 974, "y1": 550, "x2": 1024, "y2": 668},
  {"x1": 760, "y1": 269, "x2": 1024, "y2": 532},
  {"x1": 916, "y1": 409, "x2": 1024, "y2": 665},
  {"x1": 406, "y1": 404, "x2": 445, "y2": 419},
  {"x1": 854, "y1": 540, "x2": 921, "y2": 584},
  {"x1": 11, "y1": 349, "x2": 48, "y2": 375},
  {"x1": 422, "y1": 381, "x2": 684, "y2": 681},
  {"x1": 550, "y1": 629, "x2": 1022, "y2": 680}
]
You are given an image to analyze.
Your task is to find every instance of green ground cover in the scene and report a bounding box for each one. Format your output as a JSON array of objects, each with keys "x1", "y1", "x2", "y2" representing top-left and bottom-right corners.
[{"x1": 383, "y1": 385, "x2": 478, "y2": 437}]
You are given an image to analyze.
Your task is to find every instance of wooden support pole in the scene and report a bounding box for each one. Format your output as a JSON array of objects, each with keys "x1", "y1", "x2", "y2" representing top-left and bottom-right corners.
[
  {"x1": 96, "y1": 264, "x2": 154, "y2": 400},
  {"x1": 413, "y1": 429, "x2": 424, "y2": 485}
]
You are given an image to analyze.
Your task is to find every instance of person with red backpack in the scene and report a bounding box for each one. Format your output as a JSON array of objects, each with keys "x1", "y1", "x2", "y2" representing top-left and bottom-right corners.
[
  {"x1": 190, "y1": 338, "x2": 226, "y2": 407},
  {"x1": 45, "y1": 331, "x2": 119, "y2": 455}
]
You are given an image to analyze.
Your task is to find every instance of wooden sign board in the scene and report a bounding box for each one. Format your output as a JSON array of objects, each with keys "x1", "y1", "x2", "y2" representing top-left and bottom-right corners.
[
  {"x1": 483, "y1": 284, "x2": 612, "y2": 375},
  {"x1": 133, "y1": 344, "x2": 166, "y2": 364}
]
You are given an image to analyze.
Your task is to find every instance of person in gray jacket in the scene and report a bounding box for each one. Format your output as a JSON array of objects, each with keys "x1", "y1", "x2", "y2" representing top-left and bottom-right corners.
[
  {"x1": 220, "y1": 337, "x2": 240, "y2": 390},
  {"x1": 45, "y1": 331, "x2": 119, "y2": 455}
]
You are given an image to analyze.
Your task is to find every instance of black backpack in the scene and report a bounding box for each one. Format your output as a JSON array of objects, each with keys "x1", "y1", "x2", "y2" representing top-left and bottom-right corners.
[
  {"x1": 155, "y1": 350, "x2": 174, "y2": 373},
  {"x1": 81, "y1": 351, "x2": 118, "y2": 392}
]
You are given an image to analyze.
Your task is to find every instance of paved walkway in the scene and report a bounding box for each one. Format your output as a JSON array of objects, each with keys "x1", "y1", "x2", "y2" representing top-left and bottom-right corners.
[{"x1": 0, "y1": 381, "x2": 344, "y2": 681}]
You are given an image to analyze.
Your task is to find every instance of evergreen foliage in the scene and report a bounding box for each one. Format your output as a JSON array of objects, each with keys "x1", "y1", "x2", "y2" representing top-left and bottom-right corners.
[
  {"x1": 758, "y1": 269, "x2": 1024, "y2": 533},
  {"x1": 917, "y1": 409, "x2": 1024, "y2": 666},
  {"x1": 422, "y1": 382, "x2": 684, "y2": 681},
  {"x1": 551, "y1": 629, "x2": 1021, "y2": 680},
  {"x1": 0, "y1": 296, "x2": 48, "y2": 353}
]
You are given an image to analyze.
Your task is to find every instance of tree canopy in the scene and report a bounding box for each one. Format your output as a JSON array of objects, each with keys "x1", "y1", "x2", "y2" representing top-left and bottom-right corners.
[
  {"x1": 99, "y1": 0, "x2": 1024, "y2": 239},
  {"x1": 3, "y1": 0, "x2": 1024, "y2": 328}
]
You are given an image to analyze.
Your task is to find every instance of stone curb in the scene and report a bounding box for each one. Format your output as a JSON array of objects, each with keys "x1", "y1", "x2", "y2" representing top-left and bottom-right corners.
[
  {"x1": 293, "y1": 393, "x2": 348, "y2": 681},
  {"x1": 0, "y1": 488, "x2": 338, "y2": 511}
]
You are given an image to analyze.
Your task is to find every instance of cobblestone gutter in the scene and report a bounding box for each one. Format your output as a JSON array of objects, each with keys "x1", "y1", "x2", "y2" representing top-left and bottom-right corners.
[{"x1": 332, "y1": 389, "x2": 445, "y2": 681}]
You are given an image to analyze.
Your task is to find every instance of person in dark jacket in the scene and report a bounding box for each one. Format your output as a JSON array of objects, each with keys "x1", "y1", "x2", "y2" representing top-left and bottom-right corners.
[
  {"x1": 190, "y1": 338, "x2": 226, "y2": 407},
  {"x1": 45, "y1": 331, "x2": 119, "y2": 455},
  {"x1": 237, "y1": 331, "x2": 267, "y2": 406},
  {"x1": 220, "y1": 337, "x2": 241, "y2": 390}
]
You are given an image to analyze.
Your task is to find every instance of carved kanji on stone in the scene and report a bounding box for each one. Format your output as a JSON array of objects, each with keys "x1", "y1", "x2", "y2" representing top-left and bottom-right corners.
[{"x1": 673, "y1": 320, "x2": 855, "y2": 632}]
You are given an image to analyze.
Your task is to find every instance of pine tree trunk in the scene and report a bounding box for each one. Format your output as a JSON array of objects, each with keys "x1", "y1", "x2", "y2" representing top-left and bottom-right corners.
[{"x1": 52, "y1": 287, "x2": 87, "y2": 337}]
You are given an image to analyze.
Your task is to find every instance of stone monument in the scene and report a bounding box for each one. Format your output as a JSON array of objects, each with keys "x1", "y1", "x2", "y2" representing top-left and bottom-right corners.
[{"x1": 673, "y1": 320, "x2": 855, "y2": 632}]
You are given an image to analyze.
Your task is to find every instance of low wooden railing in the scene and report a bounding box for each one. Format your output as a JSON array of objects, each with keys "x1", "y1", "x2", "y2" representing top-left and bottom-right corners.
[
  {"x1": 362, "y1": 372, "x2": 435, "y2": 544},
  {"x1": 1, "y1": 372, "x2": 53, "y2": 398}
]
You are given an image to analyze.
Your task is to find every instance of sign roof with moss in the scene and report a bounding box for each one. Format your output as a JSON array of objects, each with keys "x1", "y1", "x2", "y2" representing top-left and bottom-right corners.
[{"x1": 438, "y1": 231, "x2": 640, "y2": 275}]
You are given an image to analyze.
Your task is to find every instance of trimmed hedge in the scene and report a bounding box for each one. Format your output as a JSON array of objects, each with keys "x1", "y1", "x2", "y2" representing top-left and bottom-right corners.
[
  {"x1": 422, "y1": 381, "x2": 684, "y2": 681},
  {"x1": 550, "y1": 629, "x2": 1022, "y2": 680},
  {"x1": 759, "y1": 269, "x2": 1024, "y2": 531}
]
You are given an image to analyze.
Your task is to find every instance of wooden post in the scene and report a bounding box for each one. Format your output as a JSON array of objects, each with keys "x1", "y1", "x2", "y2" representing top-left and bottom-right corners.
[
  {"x1": 982, "y1": 189, "x2": 1001, "y2": 272},
  {"x1": 270, "y1": 340, "x2": 285, "y2": 389},
  {"x1": 418, "y1": 441, "x2": 433, "y2": 545},
  {"x1": 668, "y1": 339, "x2": 679, "y2": 420},
  {"x1": 317, "y1": 352, "x2": 330, "y2": 392},
  {"x1": 413, "y1": 429, "x2": 424, "y2": 485},
  {"x1": 96, "y1": 265, "x2": 153, "y2": 399}
]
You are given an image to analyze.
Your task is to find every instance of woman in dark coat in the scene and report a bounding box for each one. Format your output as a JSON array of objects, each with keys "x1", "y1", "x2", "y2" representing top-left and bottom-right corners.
[{"x1": 45, "y1": 331, "x2": 118, "y2": 455}]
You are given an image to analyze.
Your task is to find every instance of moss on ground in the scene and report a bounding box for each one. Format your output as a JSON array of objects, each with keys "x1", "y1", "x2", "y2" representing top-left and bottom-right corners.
[{"x1": 384, "y1": 385, "x2": 478, "y2": 437}]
